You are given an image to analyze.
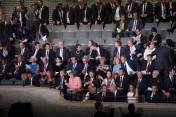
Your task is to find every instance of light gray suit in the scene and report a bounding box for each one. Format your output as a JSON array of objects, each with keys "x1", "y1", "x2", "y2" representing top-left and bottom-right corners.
[{"x1": 25, "y1": 10, "x2": 36, "y2": 29}]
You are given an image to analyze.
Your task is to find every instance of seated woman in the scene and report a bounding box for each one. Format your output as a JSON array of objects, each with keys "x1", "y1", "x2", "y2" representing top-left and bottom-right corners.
[
  {"x1": 83, "y1": 86, "x2": 97, "y2": 102},
  {"x1": 112, "y1": 57, "x2": 121, "y2": 79},
  {"x1": 102, "y1": 70, "x2": 115, "y2": 88},
  {"x1": 54, "y1": 56, "x2": 64, "y2": 78},
  {"x1": 112, "y1": 14, "x2": 127, "y2": 38},
  {"x1": 65, "y1": 71, "x2": 82, "y2": 101},
  {"x1": 149, "y1": 27, "x2": 162, "y2": 47},
  {"x1": 21, "y1": 56, "x2": 39, "y2": 80},
  {"x1": 71, "y1": 44, "x2": 84, "y2": 63},
  {"x1": 143, "y1": 42, "x2": 156, "y2": 60},
  {"x1": 127, "y1": 84, "x2": 138, "y2": 103},
  {"x1": 41, "y1": 70, "x2": 56, "y2": 88},
  {"x1": 96, "y1": 57, "x2": 110, "y2": 83}
]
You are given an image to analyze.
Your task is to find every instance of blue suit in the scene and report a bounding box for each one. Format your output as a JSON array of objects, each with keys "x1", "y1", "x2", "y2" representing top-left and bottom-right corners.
[{"x1": 67, "y1": 62, "x2": 82, "y2": 76}]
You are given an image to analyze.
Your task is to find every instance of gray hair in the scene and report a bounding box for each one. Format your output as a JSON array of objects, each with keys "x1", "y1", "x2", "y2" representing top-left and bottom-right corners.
[{"x1": 30, "y1": 56, "x2": 37, "y2": 62}]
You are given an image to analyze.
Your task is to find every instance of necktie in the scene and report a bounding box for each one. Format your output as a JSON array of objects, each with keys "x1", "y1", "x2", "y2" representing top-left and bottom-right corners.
[
  {"x1": 107, "y1": 79, "x2": 111, "y2": 87},
  {"x1": 3, "y1": 50, "x2": 7, "y2": 57},
  {"x1": 44, "y1": 64, "x2": 47, "y2": 72},
  {"x1": 119, "y1": 77, "x2": 122, "y2": 88},
  {"x1": 137, "y1": 79, "x2": 141, "y2": 89},
  {"x1": 124, "y1": 63, "x2": 127, "y2": 72},
  {"x1": 146, "y1": 62, "x2": 150, "y2": 72},
  {"x1": 171, "y1": 77, "x2": 173, "y2": 83},
  {"x1": 117, "y1": 48, "x2": 119, "y2": 57},
  {"x1": 132, "y1": 20, "x2": 137, "y2": 31},
  {"x1": 21, "y1": 49, "x2": 24, "y2": 55}
]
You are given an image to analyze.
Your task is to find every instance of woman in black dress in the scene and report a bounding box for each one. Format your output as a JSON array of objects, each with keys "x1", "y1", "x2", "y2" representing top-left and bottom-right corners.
[
  {"x1": 54, "y1": 56, "x2": 64, "y2": 79},
  {"x1": 71, "y1": 44, "x2": 84, "y2": 63}
]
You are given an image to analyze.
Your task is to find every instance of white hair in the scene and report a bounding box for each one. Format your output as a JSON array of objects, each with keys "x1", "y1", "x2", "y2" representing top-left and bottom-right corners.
[{"x1": 30, "y1": 56, "x2": 38, "y2": 62}]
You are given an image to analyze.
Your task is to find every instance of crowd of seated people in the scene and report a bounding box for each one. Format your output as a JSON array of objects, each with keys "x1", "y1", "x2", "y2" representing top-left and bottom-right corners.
[{"x1": 0, "y1": 0, "x2": 176, "y2": 103}]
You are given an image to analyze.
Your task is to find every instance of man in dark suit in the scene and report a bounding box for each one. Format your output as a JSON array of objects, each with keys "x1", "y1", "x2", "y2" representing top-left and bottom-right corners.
[
  {"x1": 124, "y1": 12, "x2": 143, "y2": 37},
  {"x1": 145, "y1": 84, "x2": 161, "y2": 103},
  {"x1": 141, "y1": 54, "x2": 155, "y2": 76},
  {"x1": 52, "y1": 5, "x2": 65, "y2": 25},
  {"x1": 132, "y1": 29, "x2": 147, "y2": 49},
  {"x1": 115, "y1": 68, "x2": 129, "y2": 101},
  {"x1": 113, "y1": 0, "x2": 125, "y2": 23},
  {"x1": 92, "y1": 42, "x2": 108, "y2": 65},
  {"x1": 91, "y1": 0, "x2": 99, "y2": 24},
  {"x1": 12, "y1": 6, "x2": 26, "y2": 26},
  {"x1": 0, "y1": 44, "x2": 12, "y2": 62},
  {"x1": 166, "y1": 0, "x2": 176, "y2": 22},
  {"x1": 155, "y1": 0, "x2": 170, "y2": 23},
  {"x1": 113, "y1": 40, "x2": 126, "y2": 59},
  {"x1": 0, "y1": 16, "x2": 11, "y2": 41},
  {"x1": 30, "y1": 42, "x2": 42, "y2": 63},
  {"x1": 75, "y1": 0, "x2": 84, "y2": 25},
  {"x1": 41, "y1": 43, "x2": 55, "y2": 63},
  {"x1": 125, "y1": 0, "x2": 139, "y2": 22},
  {"x1": 97, "y1": 85, "x2": 114, "y2": 102},
  {"x1": 149, "y1": 27, "x2": 162, "y2": 47},
  {"x1": 124, "y1": 104, "x2": 141, "y2": 117},
  {"x1": 79, "y1": 3, "x2": 92, "y2": 25},
  {"x1": 81, "y1": 56, "x2": 94, "y2": 80},
  {"x1": 12, "y1": 55, "x2": 26, "y2": 80},
  {"x1": 25, "y1": 71, "x2": 40, "y2": 86},
  {"x1": 161, "y1": 67, "x2": 176, "y2": 103},
  {"x1": 139, "y1": 0, "x2": 153, "y2": 25},
  {"x1": 37, "y1": 0, "x2": 49, "y2": 25},
  {"x1": 85, "y1": 40, "x2": 95, "y2": 58},
  {"x1": 126, "y1": 40, "x2": 143, "y2": 71},
  {"x1": 134, "y1": 72, "x2": 147, "y2": 96},
  {"x1": 84, "y1": 70, "x2": 101, "y2": 93},
  {"x1": 104, "y1": 0, "x2": 116, "y2": 24},
  {"x1": 39, "y1": 57, "x2": 53, "y2": 77},
  {"x1": 56, "y1": 70, "x2": 68, "y2": 94},
  {"x1": 3, "y1": 16, "x2": 18, "y2": 49},
  {"x1": 55, "y1": 41, "x2": 70, "y2": 65},
  {"x1": 120, "y1": 56, "x2": 136, "y2": 76},
  {"x1": 15, "y1": 42, "x2": 30, "y2": 62},
  {"x1": 67, "y1": 57, "x2": 82, "y2": 76},
  {"x1": 0, "y1": 58, "x2": 13, "y2": 80},
  {"x1": 151, "y1": 40, "x2": 174, "y2": 76},
  {"x1": 108, "y1": 84, "x2": 119, "y2": 102},
  {"x1": 19, "y1": 0, "x2": 28, "y2": 14}
]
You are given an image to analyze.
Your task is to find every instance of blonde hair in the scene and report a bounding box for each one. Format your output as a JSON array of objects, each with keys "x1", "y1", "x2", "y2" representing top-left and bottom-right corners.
[
  {"x1": 113, "y1": 57, "x2": 121, "y2": 65},
  {"x1": 99, "y1": 57, "x2": 106, "y2": 63},
  {"x1": 69, "y1": 71, "x2": 77, "y2": 77}
]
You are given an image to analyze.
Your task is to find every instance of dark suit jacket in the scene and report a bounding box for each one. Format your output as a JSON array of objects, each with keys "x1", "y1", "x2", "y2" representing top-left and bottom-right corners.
[
  {"x1": 124, "y1": 112, "x2": 141, "y2": 117},
  {"x1": 149, "y1": 34, "x2": 162, "y2": 47},
  {"x1": 55, "y1": 47, "x2": 70, "y2": 63},
  {"x1": 91, "y1": 47, "x2": 108, "y2": 60},
  {"x1": 39, "y1": 62, "x2": 53, "y2": 73},
  {"x1": 133, "y1": 34, "x2": 147, "y2": 48},
  {"x1": 81, "y1": 62, "x2": 93, "y2": 75},
  {"x1": 145, "y1": 91, "x2": 161, "y2": 103},
  {"x1": 0, "y1": 21, "x2": 7, "y2": 40},
  {"x1": 40, "y1": 24, "x2": 49, "y2": 38},
  {"x1": 79, "y1": 7, "x2": 92, "y2": 23},
  {"x1": 67, "y1": 62, "x2": 82, "y2": 76},
  {"x1": 30, "y1": 48, "x2": 42, "y2": 61},
  {"x1": 85, "y1": 47, "x2": 95, "y2": 58},
  {"x1": 139, "y1": 2, "x2": 153, "y2": 23},
  {"x1": 94, "y1": 108, "x2": 114, "y2": 117},
  {"x1": 134, "y1": 78, "x2": 147, "y2": 95},
  {"x1": 147, "y1": 77, "x2": 162, "y2": 91},
  {"x1": 3, "y1": 22, "x2": 16, "y2": 43},
  {"x1": 84, "y1": 76, "x2": 101, "y2": 89},
  {"x1": 127, "y1": 19, "x2": 143, "y2": 31},
  {"x1": 155, "y1": 2, "x2": 170, "y2": 22},
  {"x1": 40, "y1": 6, "x2": 49, "y2": 24},
  {"x1": 121, "y1": 60, "x2": 135, "y2": 73},
  {"x1": 91, "y1": 3, "x2": 98, "y2": 23},
  {"x1": 151, "y1": 46, "x2": 174, "y2": 74},
  {"x1": 125, "y1": 2, "x2": 139, "y2": 18},
  {"x1": 113, "y1": 46, "x2": 126, "y2": 58},
  {"x1": 115, "y1": 75, "x2": 129, "y2": 95},
  {"x1": 56, "y1": 76, "x2": 68, "y2": 91},
  {"x1": 104, "y1": 2, "x2": 116, "y2": 23},
  {"x1": 16, "y1": 48, "x2": 30, "y2": 61},
  {"x1": 161, "y1": 75, "x2": 176, "y2": 94},
  {"x1": 12, "y1": 61, "x2": 26, "y2": 75},
  {"x1": 97, "y1": 92, "x2": 115, "y2": 102},
  {"x1": 65, "y1": 7, "x2": 76, "y2": 25},
  {"x1": 12, "y1": 11, "x2": 26, "y2": 26},
  {"x1": 0, "y1": 49, "x2": 12, "y2": 61},
  {"x1": 52, "y1": 9, "x2": 65, "y2": 25},
  {"x1": 75, "y1": 5, "x2": 82, "y2": 23},
  {"x1": 141, "y1": 60, "x2": 155, "y2": 73},
  {"x1": 113, "y1": 6, "x2": 125, "y2": 22},
  {"x1": 0, "y1": 63, "x2": 12, "y2": 74},
  {"x1": 41, "y1": 49, "x2": 55, "y2": 63}
]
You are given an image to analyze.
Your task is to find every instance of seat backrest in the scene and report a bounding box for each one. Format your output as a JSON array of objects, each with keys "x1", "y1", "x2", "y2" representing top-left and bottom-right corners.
[
  {"x1": 53, "y1": 25, "x2": 65, "y2": 32},
  {"x1": 65, "y1": 25, "x2": 78, "y2": 32},
  {"x1": 91, "y1": 24, "x2": 103, "y2": 31},
  {"x1": 79, "y1": 25, "x2": 90, "y2": 31},
  {"x1": 104, "y1": 24, "x2": 116, "y2": 31}
]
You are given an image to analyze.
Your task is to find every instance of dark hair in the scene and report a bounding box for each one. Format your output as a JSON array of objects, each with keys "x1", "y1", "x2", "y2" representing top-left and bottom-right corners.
[
  {"x1": 35, "y1": 42, "x2": 40, "y2": 45},
  {"x1": 128, "y1": 104, "x2": 135, "y2": 112},
  {"x1": 56, "y1": 56, "x2": 62, "y2": 61},
  {"x1": 11, "y1": 16, "x2": 17, "y2": 21},
  {"x1": 45, "y1": 43, "x2": 50, "y2": 47},
  {"x1": 89, "y1": 70, "x2": 95, "y2": 74},
  {"x1": 101, "y1": 84, "x2": 107, "y2": 89},
  {"x1": 147, "y1": 54, "x2": 152, "y2": 57},
  {"x1": 169, "y1": 67, "x2": 175, "y2": 73},
  {"x1": 1, "y1": 58, "x2": 6, "y2": 62},
  {"x1": 71, "y1": 0, "x2": 76, "y2": 3},
  {"x1": 115, "y1": 40, "x2": 122, "y2": 46},
  {"x1": 152, "y1": 84, "x2": 157, "y2": 88},
  {"x1": 93, "y1": 42, "x2": 99, "y2": 47},
  {"x1": 119, "y1": 68, "x2": 125, "y2": 72},
  {"x1": 116, "y1": 0, "x2": 121, "y2": 4},
  {"x1": 75, "y1": 44, "x2": 81, "y2": 50},
  {"x1": 151, "y1": 27, "x2": 157, "y2": 33},
  {"x1": 95, "y1": 101, "x2": 102, "y2": 110}
]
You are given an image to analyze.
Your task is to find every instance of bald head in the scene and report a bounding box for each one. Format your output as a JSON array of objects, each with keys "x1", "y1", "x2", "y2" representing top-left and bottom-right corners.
[
  {"x1": 127, "y1": 40, "x2": 133, "y2": 47},
  {"x1": 16, "y1": 6, "x2": 21, "y2": 12},
  {"x1": 161, "y1": 40, "x2": 167, "y2": 46}
]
